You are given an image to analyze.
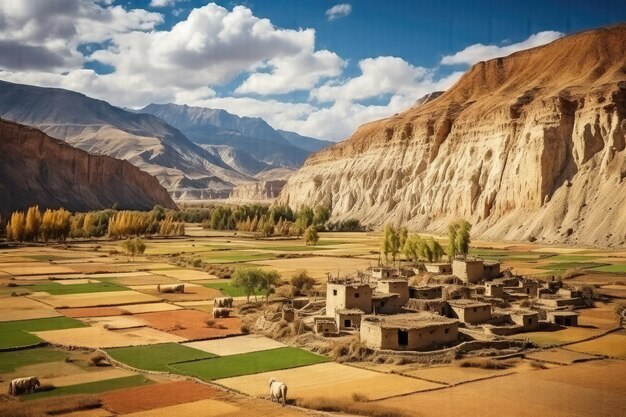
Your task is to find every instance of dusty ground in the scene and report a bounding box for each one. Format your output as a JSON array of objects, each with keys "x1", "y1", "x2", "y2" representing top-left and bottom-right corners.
[
  {"x1": 137, "y1": 310, "x2": 243, "y2": 340},
  {"x1": 567, "y1": 333, "x2": 626, "y2": 358},
  {"x1": 116, "y1": 399, "x2": 240, "y2": 417},
  {"x1": 525, "y1": 348, "x2": 601, "y2": 364},
  {"x1": 184, "y1": 334, "x2": 285, "y2": 356},
  {"x1": 129, "y1": 283, "x2": 222, "y2": 302},
  {"x1": 0, "y1": 296, "x2": 61, "y2": 321},
  {"x1": 100, "y1": 380, "x2": 219, "y2": 414},
  {"x1": 31, "y1": 290, "x2": 161, "y2": 308},
  {"x1": 60, "y1": 306, "x2": 127, "y2": 318}
]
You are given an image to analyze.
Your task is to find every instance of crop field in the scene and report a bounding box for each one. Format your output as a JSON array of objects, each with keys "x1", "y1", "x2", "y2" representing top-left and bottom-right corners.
[
  {"x1": 525, "y1": 348, "x2": 600, "y2": 364},
  {"x1": 201, "y1": 280, "x2": 263, "y2": 297},
  {"x1": 24, "y1": 375, "x2": 154, "y2": 400},
  {"x1": 23, "y1": 282, "x2": 127, "y2": 295},
  {"x1": 183, "y1": 334, "x2": 286, "y2": 356},
  {"x1": 171, "y1": 347, "x2": 328, "y2": 380},
  {"x1": 512, "y1": 327, "x2": 604, "y2": 346},
  {"x1": 34, "y1": 325, "x2": 186, "y2": 348},
  {"x1": 135, "y1": 309, "x2": 243, "y2": 339},
  {"x1": 107, "y1": 343, "x2": 215, "y2": 372},
  {"x1": 0, "y1": 347, "x2": 68, "y2": 372},
  {"x1": 567, "y1": 333, "x2": 626, "y2": 358},
  {"x1": 0, "y1": 296, "x2": 61, "y2": 321},
  {"x1": 119, "y1": 398, "x2": 240, "y2": 417},
  {"x1": 0, "y1": 316, "x2": 87, "y2": 349}
]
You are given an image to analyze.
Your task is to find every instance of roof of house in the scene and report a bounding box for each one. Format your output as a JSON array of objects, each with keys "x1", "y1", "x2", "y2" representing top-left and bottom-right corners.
[
  {"x1": 336, "y1": 308, "x2": 364, "y2": 315},
  {"x1": 448, "y1": 299, "x2": 491, "y2": 308},
  {"x1": 372, "y1": 292, "x2": 400, "y2": 300},
  {"x1": 362, "y1": 313, "x2": 457, "y2": 329},
  {"x1": 547, "y1": 311, "x2": 580, "y2": 317}
]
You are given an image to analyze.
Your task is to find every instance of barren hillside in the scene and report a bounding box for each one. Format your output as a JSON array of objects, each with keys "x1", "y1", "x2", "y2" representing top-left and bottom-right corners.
[
  {"x1": 279, "y1": 24, "x2": 626, "y2": 246},
  {"x1": 0, "y1": 119, "x2": 177, "y2": 215}
]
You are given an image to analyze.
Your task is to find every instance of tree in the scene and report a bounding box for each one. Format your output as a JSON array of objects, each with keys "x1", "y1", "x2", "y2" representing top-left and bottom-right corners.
[
  {"x1": 403, "y1": 234, "x2": 423, "y2": 262},
  {"x1": 24, "y1": 205, "x2": 42, "y2": 242},
  {"x1": 447, "y1": 220, "x2": 472, "y2": 259},
  {"x1": 427, "y1": 238, "x2": 446, "y2": 262},
  {"x1": 257, "y1": 270, "x2": 280, "y2": 301},
  {"x1": 120, "y1": 238, "x2": 146, "y2": 261},
  {"x1": 9, "y1": 211, "x2": 26, "y2": 242},
  {"x1": 232, "y1": 268, "x2": 262, "y2": 302},
  {"x1": 382, "y1": 224, "x2": 401, "y2": 263},
  {"x1": 313, "y1": 206, "x2": 330, "y2": 226},
  {"x1": 294, "y1": 205, "x2": 314, "y2": 233},
  {"x1": 304, "y1": 226, "x2": 319, "y2": 246},
  {"x1": 290, "y1": 270, "x2": 316, "y2": 296}
]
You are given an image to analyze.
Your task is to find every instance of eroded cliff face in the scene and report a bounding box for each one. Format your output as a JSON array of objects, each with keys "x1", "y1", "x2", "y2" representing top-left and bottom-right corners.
[
  {"x1": 279, "y1": 25, "x2": 626, "y2": 246},
  {"x1": 0, "y1": 119, "x2": 177, "y2": 215}
]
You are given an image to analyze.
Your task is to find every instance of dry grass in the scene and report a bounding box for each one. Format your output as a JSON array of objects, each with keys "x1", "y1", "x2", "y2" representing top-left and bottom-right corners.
[
  {"x1": 296, "y1": 396, "x2": 410, "y2": 417},
  {"x1": 0, "y1": 395, "x2": 101, "y2": 417},
  {"x1": 458, "y1": 358, "x2": 516, "y2": 370},
  {"x1": 530, "y1": 361, "x2": 548, "y2": 369},
  {"x1": 88, "y1": 352, "x2": 109, "y2": 367}
]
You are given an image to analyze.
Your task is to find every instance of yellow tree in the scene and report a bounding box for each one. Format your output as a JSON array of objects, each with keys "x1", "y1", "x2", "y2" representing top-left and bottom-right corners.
[
  {"x1": 24, "y1": 205, "x2": 42, "y2": 242},
  {"x1": 10, "y1": 211, "x2": 26, "y2": 241}
]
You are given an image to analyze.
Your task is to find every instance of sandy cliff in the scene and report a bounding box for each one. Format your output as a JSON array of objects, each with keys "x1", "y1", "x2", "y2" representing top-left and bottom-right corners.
[
  {"x1": 279, "y1": 25, "x2": 626, "y2": 246},
  {"x1": 0, "y1": 119, "x2": 177, "y2": 215}
]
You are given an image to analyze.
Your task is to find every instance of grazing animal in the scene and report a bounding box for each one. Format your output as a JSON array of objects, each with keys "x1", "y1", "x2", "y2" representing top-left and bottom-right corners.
[
  {"x1": 157, "y1": 284, "x2": 184, "y2": 293},
  {"x1": 212, "y1": 307, "x2": 230, "y2": 318},
  {"x1": 269, "y1": 377, "x2": 287, "y2": 406},
  {"x1": 8, "y1": 377, "x2": 40, "y2": 396},
  {"x1": 213, "y1": 297, "x2": 233, "y2": 308}
]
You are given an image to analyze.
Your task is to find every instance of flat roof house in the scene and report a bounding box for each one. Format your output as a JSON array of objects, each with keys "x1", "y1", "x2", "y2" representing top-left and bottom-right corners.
[{"x1": 448, "y1": 299, "x2": 492, "y2": 324}]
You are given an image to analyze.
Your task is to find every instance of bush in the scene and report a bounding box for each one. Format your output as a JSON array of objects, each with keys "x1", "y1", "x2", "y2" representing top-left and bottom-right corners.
[
  {"x1": 458, "y1": 358, "x2": 514, "y2": 370},
  {"x1": 296, "y1": 397, "x2": 409, "y2": 417},
  {"x1": 290, "y1": 271, "x2": 316, "y2": 296},
  {"x1": 89, "y1": 352, "x2": 109, "y2": 367}
]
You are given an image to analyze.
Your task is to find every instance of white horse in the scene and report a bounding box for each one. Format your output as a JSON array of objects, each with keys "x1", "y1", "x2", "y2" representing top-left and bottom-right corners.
[
  {"x1": 269, "y1": 377, "x2": 287, "y2": 406},
  {"x1": 8, "y1": 376, "x2": 40, "y2": 395},
  {"x1": 214, "y1": 297, "x2": 233, "y2": 308}
]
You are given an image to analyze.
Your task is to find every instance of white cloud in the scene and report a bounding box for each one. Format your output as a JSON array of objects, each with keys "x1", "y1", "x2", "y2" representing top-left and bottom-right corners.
[
  {"x1": 325, "y1": 3, "x2": 352, "y2": 21},
  {"x1": 150, "y1": 0, "x2": 178, "y2": 7},
  {"x1": 441, "y1": 31, "x2": 564, "y2": 66}
]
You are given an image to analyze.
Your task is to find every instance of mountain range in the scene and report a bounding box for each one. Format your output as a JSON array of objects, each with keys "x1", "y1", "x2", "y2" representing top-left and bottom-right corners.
[
  {"x1": 0, "y1": 80, "x2": 332, "y2": 201},
  {"x1": 278, "y1": 24, "x2": 626, "y2": 246}
]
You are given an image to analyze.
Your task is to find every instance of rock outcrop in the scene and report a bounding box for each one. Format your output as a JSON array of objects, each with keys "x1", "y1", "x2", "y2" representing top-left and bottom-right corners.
[
  {"x1": 279, "y1": 25, "x2": 626, "y2": 246},
  {"x1": 0, "y1": 119, "x2": 177, "y2": 215},
  {"x1": 230, "y1": 180, "x2": 287, "y2": 201}
]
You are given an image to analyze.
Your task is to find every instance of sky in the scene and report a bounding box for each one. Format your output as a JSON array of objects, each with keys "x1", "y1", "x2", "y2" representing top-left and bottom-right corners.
[{"x1": 0, "y1": 0, "x2": 625, "y2": 141}]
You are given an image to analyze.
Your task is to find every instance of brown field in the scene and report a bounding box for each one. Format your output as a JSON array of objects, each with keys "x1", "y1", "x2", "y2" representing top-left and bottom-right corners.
[
  {"x1": 0, "y1": 264, "x2": 77, "y2": 276},
  {"x1": 86, "y1": 272, "x2": 154, "y2": 279},
  {"x1": 82, "y1": 315, "x2": 149, "y2": 330},
  {"x1": 1, "y1": 360, "x2": 86, "y2": 385},
  {"x1": 34, "y1": 325, "x2": 185, "y2": 348},
  {"x1": 567, "y1": 333, "x2": 626, "y2": 358},
  {"x1": 577, "y1": 303, "x2": 620, "y2": 329},
  {"x1": 136, "y1": 310, "x2": 243, "y2": 340},
  {"x1": 119, "y1": 399, "x2": 240, "y2": 417},
  {"x1": 100, "y1": 380, "x2": 219, "y2": 414},
  {"x1": 0, "y1": 296, "x2": 61, "y2": 321},
  {"x1": 374, "y1": 360, "x2": 626, "y2": 417},
  {"x1": 44, "y1": 368, "x2": 136, "y2": 387},
  {"x1": 60, "y1": 306, "x2": 127, "y2": 318},
  {"x1": 119, "y1": 302, "x2": 183, "y2": 314},
  {"x1": 129, "y1": 283, "x2": 222, "y2": 302},
  {"x1": 525, "y1": 348, "x2": 601, "y2": 364},
  {"x1": 217, "y1": 362, "x2": 443, "y2": 401},
  {"x1": 31, "y1": 290, "x2": 161, "y2": 308},
  {"x1": 512, "y1": 326, "x2": 604, "y2": 346},
  {"x1": 183, "y1": 334, "x2": 285, "y2": 356},
  {"x1": 251, "y1": 256, "x2": 374, "y2": 281},
  {"x1": 104, "y1": 274, "x2": 180, "y2": 286},
  {"x1": 402, "y1": 363, "x2": 517, "y2": 385},
  {"x1": 56, "y1": 279, "x2": 101, "y2": 285},
  {"x1": 158, "y1": 269, "x2": 220, "y2": 281},
  {"x1": 59, "y1": 409, "x2": 113, "y2": 417}
]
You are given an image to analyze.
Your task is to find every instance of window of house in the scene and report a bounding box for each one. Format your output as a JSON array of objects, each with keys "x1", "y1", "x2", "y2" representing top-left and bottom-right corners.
[
  {"x1": 354, "y1": 293, "x2": 360, "y2": 298},
  {"x1": 398, "y1": 330, "x2": 409, "y2": 346},
  {"x1": 333, "y1": 290, "x2": 337, "y2": 296},
  {"x1": 473, "y1": 308, "x2": 477, "y2": 312},
  {"x1": 445, "y1": 328, "x2": 449, "y2": 334},
  {"x1": 344, "y1": 319, "x2": 351, "y2": 328}
]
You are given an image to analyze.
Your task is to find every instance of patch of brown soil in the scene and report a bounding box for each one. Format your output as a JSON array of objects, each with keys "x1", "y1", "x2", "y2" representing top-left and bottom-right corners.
[
  {"x1": 137, "y1": 310, "x2": 243, "y2": 340},
  {"x1": 60, "y1": 307, "x2": 126, "y2": 318},
  {"x1": 130, "y1": 284, "x2": 222, "y2": 302},
  {"x1": 100, "y1": 380, "x2": 218, "y2": 414}
]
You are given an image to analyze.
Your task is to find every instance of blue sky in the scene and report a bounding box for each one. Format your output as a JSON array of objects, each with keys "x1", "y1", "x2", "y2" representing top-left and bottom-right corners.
[{"x1": 0, "y1": 0, "x2": 624, "y2": 140}]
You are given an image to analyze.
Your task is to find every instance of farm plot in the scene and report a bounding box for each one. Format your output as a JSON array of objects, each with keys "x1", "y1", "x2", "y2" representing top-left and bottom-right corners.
[
  {"x1": 82, "y1": 315, "x2": 149, "y2": 330},
  {"x1": 100, "y1": 274, "x2": 180, "y2": 286},
  {"x1": 402, "y1": 364, "x2": 517, "y2": 385},
  {"x1": 251, "y1": 256, "x2": 373, "y2": 281},
  {"x1": 567, "y1": 333, "x2": 626, "y2": 358},
  {"x1": 59, "y1": 306, "x2": 128, "y2": 318},
  {"x1": 24, "y1": 282, "x2": 127, "y2": 295},
  {"x1": 0, "y1": 347, "x2": 68, "y2": 372},
  {"x1": 24, "y1": 375, "x2": 154, "y2": 400},
  {"x1": 158, "y1": 269, "x2": 220, "y2": 281},
  {"x1": 171, "y1": 347, "x2": 328, "y2": 381},
  {"x1": 128, "y1": 283, "x2": 222, "y2": 302},
  {"x1": 0, "y1": 296, "x2": 61, "y2": 321},
  {"x1": 374, "y1": 360, "x2": 626, "y2": 417},
  {"x1": 217, "y1": 361, "x2": 442, "y2": 401},
  {"x1": 512, "y1": 327, "x2": 603, "y2": 346},
  {"x1": 119, "y1": 302, "x2": 183, "y2": 314},
  {"x1": 0, "y1": 316, "x2": 87, "y2": 349},
  {"x1": 1, "y1": 359, "x2": 86, "y2": 389},
  {"x1": 42, "y1": 368, "x2": 136, "y2": 387},
  {"x1": 34, "y1": 326, "x2": 185, "y2": 348},
  {"x1": 136, "y1": 310, "x2": 242, "y2": 340},
  {"x1": 30, "y1": 290, "x2": 160, "y2": 308},
  {"x1": 577, "y1": 303, "x2": 620, "y2": 329},
  {"x1": 201, "y1": 280, "x2": 263, "y2": 297},
  {"x1": 174, "y1": 300, "x2": 214, "y2": 312},
  {"x1": 106, "y1": 343, "x2": 215, "y2": 372},
  {"x1": 183, "y1": 334, "x2": 286, "y2": 356},
  {"x1": 525, "y1": 348, "x2": 600, "y2": 364},
  {"x1": 0, "y1": 264, "x2": 77, "y2": 276},
  {"x1": 100, "y1": 380, "x2": 220, "y2": 414},
  {"x1": 590, "y1": 264, "x2": 626, "y2": 273},
  {"x1": 119, "y1": 399, "x2": 239, "y2": 417},
  {"x1": 199, "y1": 250, "x2": 279, "y2": 264}
]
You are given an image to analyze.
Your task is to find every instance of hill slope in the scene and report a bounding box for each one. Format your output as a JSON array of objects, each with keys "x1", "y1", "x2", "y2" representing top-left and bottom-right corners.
[
  {"x1": 279, "y1": 24, "x2": 626, "y2": 246},
  {"x1": 0, "y1": 119, "x2": 176, "y2": 215},
  {"x1": 0, "y1": 81, "x2": 247, "y2": 200},
  {"x1": 277, "y1": 129, "x2": 334, "y2": 152}
]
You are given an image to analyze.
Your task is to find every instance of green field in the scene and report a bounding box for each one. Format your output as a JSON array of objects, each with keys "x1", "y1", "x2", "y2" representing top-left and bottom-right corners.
[
  {"x1": 0, "y1": 347, "x2": 68, "y2": 372},
  {"x1": 200, "y1": 251, "x2": 279, "y2": 264},
  {"x1": 202, "y1": 281, "x2": 263, "y2": 297},
  {"x1": 24, "y1": 375, "x2": 153, "y2": 400},
  {"x1": 546, "y1": 255, "x2": 602, "y2": 262},
  {"x1": 26, "y1": 254, "x2": 71, "y2": 262},
  {"x1": 590, "y1": 264, "x2": 626, "y2": 273},
  {"x1": 543, "y1": 262, "x2": 608, "y2": 271},
  {"x1": 25, "y1": 282, "x2": 127, "y2": 295},
  {"x1": 107, "y1": 343, "x2": 215, "y2": 372},
  {"x1": 170, "y1": 347, "x2": 328, "y2": 381},
  {"x1": 0, "y1": 317, "x2": 87, "y2": 349}
]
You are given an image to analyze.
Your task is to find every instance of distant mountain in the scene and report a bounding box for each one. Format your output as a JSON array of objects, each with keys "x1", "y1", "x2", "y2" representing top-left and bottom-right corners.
[
  {"x1": 137, "y1": 103, "x2": 324, "y2": 168},
  {"x1": 0, "y1": 118, "x2": 176, "y2": 215},
  {"x1": 0, "y1": 80, "x2": 248, "y2": 200},
  {"x1": 200, "y1": 144, "x2": 272, "y2": 177},
  {"x1": 277, "y1": 129, "x2": 334, "y2": 152}
]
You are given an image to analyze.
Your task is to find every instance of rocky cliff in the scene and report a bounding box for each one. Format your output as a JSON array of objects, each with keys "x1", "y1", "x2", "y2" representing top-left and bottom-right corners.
[
  {"x1": 0, "y1": 119, "x2": 177, "y2": 215},
  {"x1": 279, "y1": 25, "x2": 626, "y2": 246}
]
